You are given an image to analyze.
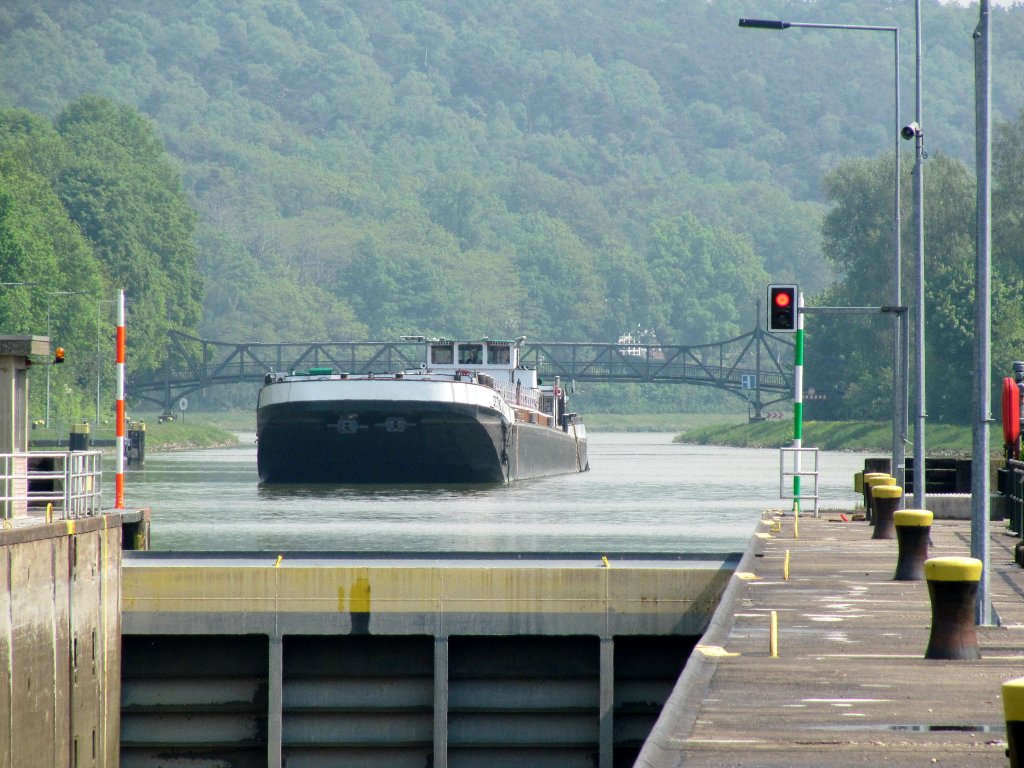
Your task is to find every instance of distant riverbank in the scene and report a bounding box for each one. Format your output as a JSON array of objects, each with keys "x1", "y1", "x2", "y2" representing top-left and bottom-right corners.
[
  {"x1": 123, "y1": 412, "x2": 1004, "y2": 455},
  {"x1": 675, "y1": 419, "x2": 1003, "y2": 456}
]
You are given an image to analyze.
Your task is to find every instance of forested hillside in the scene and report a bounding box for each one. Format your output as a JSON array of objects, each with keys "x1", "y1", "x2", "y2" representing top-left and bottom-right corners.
[{"x1": 1, "y1": 0, "x2": 1024, "y2": 420}]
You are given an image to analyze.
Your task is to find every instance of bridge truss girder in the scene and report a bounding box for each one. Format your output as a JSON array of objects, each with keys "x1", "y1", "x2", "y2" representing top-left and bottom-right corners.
[{"x1": 130, "y1": 328, "x2": 795, "y2": 417}]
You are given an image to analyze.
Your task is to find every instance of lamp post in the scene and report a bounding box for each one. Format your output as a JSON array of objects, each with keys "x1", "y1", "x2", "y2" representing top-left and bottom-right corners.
[
  {"x1": 739, "y1": 17, "x2": 907, "y2": 489},
  {"x1": 45, "y1": 290, "x2": 89, "y2": 428},
  {"x1": 96, "y1": 299, "x2": 117, "y2": 426}
]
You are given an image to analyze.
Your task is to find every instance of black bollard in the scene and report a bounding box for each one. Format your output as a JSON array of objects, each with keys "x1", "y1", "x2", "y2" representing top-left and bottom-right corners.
[
  {"x1": 864, "y1": 475, "x2": 896, "y2": 524},
  {"x1": 69, "y1": 422, "x2": 91, "y2": 451},
  {"x1": 893, "y1": 509, "x2": 933, "y2": 580},
  {"x1": 871, "y1": 484, "x2": 903, "y2": 540},
  {"x1": 861, "y1": 473, "x2": 888, "y2": 519},
  {"x1": 1004, "y1": 677, "x2": 1024, "y2": 768},
  {"x1": 924, "y1": 557, "x2": 983, "y2": 660}
]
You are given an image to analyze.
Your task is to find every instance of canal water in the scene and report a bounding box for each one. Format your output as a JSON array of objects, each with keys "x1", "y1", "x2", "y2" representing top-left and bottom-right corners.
[{"x1": 114, "y1": 433, "x2": 869, "y2": 553}]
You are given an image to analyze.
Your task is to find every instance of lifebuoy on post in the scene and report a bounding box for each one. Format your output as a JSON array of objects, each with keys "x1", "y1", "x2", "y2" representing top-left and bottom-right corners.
[{"x1": 1003, "y1": 376, "x2": 1020, "y2": 458}]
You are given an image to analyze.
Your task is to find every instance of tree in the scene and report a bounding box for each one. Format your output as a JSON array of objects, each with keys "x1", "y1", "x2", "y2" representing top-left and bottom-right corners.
[
  {"x1": 54, "y1": 96, "x2": 202, "y2": 373},
  {"x1": 0, "y1": 155, "x2": 105, "y2": 422}
]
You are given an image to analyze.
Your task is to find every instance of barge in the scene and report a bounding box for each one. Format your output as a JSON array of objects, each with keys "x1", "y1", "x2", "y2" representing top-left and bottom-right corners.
[{"x1": 256, "y1": 337, "x2": 588, "y2": 484}]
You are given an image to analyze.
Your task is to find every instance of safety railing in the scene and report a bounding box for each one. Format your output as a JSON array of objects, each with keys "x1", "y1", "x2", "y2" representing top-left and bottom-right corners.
[
  {"x1": 0, "y1": 451, "x2": 103, "y2": 521},
  {"x1": 779, "y1": 446, "x2": 820, "y2": 517},
  {"x1": 1005, "y1": 459, "x2": 1024, "y2": 536}
]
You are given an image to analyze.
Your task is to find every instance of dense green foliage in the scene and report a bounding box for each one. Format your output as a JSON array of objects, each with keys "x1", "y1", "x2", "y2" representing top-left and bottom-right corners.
[
  {"x1": 1, "y1": 0, "x2": 1024, "y2": 420},
  {"x1": 805, "y1": 133, "x2": 1024, "y2": 422},
  {"x1": 0, "y1": 98, "x2": 200, "y2": 422}
]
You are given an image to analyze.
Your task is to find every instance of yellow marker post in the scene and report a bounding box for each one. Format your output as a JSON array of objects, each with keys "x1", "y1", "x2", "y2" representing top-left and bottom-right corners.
[
  {"x1": 274, "y1": 554, "x2": 283, "y2": 568},
  {"x1": 769, "y1": 610, "x2": 779, "y2": 657},
  {"x1": 783, "y1": 550, "x2": 791, "y2": 581}
]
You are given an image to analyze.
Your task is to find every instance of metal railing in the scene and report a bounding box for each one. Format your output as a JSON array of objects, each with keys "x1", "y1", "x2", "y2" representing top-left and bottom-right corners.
[
  {"x1": 779, "y1": 447, "x2": 820, "y2": 516},
  {"x1": 0, "y1": 451, "x2": 103, "y2": 521},
  {"x1": 1006, "y1": 459, "x2": 1024, "y2": 536}
]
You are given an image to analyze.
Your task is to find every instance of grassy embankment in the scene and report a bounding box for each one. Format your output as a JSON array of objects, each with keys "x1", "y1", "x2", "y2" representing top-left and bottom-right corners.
[
  {"x1": 676, "y1": 419, "x2": 1007, "y2": 455},
  {"x1": 111, "y1": 411, "x2": 1007, "y2": 455}
]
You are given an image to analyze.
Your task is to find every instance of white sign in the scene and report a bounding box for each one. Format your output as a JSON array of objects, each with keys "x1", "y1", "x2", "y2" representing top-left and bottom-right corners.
[{"x1": 179, "y1": 397, "x2": 188, "y2": 411}]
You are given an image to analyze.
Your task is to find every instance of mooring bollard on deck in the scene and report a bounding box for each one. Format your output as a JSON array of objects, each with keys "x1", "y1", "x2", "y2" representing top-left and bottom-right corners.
[
  {"x1": 893, "y1": 509, "x2": 933, "y2": 580},
  {"x1": 924, "y1": 556, "x2": 983, "y2": 660},
  {"x1": 864, "y1": 474, "x2": 896, "y2": 524},
  {"x1": 69, "y1": 421, "x2": 91, "y2": 451},
  {"x1": 1004, "y1": 677, "x2": 1024, "y2": 768},
  {"x1": 871, "y1": 484, "x2": 903, "y2": 540},
  {"x1": 861, "y1": 472, "x2": 886, "y2": 517}
]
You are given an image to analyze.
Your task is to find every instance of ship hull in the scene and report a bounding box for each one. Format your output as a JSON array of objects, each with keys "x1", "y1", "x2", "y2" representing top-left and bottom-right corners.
[{"x1": 256, "y1": 389, "x2": 588, "y2": 484}]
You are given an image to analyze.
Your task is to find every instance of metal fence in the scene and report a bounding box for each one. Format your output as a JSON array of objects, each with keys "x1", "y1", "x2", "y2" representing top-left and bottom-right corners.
[
  {"x1": 1005, "y1": 459, "x2": 1024, "y2": 536},
  {"x1": 779, "y1": 446, "x2": 820, "y2": 517},
  {"x1": 0, "y1": 451, "x2": 103, "y2": 521}
]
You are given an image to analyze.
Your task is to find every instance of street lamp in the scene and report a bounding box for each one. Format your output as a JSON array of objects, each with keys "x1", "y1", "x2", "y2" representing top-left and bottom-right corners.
[
  {"x1": 45, "y1": 290, "x2": 89, "y2": 428},
  {"x1": 96, "y1": 299, "x2": 118, "y2": 426},
  {"x1": 738, "y1": 17, "x2": 907, "y2": 489}
]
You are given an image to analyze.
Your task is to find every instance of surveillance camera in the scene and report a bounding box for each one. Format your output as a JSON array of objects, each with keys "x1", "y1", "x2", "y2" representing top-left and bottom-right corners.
[{"x1": 901, "y1": 122, "x2": 921, "y2": 140}]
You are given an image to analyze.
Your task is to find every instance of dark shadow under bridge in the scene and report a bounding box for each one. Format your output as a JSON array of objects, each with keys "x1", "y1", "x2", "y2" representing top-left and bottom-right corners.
[{"x1": 130, "y1": 324, "x2": 795, "y2": 419}]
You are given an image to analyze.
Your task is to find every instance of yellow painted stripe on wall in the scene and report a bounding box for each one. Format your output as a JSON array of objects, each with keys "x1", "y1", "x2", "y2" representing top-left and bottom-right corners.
[{"x1": 124, "y1": 565, "x2": 729, "y2": 616}]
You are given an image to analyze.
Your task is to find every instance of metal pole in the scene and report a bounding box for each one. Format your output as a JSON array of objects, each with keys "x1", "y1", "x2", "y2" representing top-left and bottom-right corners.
[
  {"x1": 892, "y1": 30, "x2": 906, "y2": 492},
  {"x1": 45, "y1": 303, "x2": 51, "y2": 428},
  {"x1": 792, "y1": 293, "x2": 805, "y2": 512},
  {"x1": 115, "y1": 289, "x2": 126, "y2": 509},
  {"x1": 96, "y1": 301, "x2": 102, "y2": 426},
  {"x1": 912, "y1": 0, "x2": 927, "y2": 510},
  {"x1": 738, "y1": 17, "x2": 904, "y2": 493},
  {"x1": 972, "y1": 0, "x2": 992, "y2": 626}
]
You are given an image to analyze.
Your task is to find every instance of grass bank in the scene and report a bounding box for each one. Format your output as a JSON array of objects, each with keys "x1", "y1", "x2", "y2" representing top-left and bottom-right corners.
[
  {"x1": 136, "y1": 419, "x2": 239, "y2": 451},
  {"x1": 675, "y1": 419, "x2": 1005, "y2": 455},
  {"x1": 585, "y1": 412, "x2": 746, "y2": 432}
]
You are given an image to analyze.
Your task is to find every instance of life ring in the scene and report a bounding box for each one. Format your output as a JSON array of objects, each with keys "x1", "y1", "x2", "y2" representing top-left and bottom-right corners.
[{"x1": 1002, "y1": 376, "x2": 1020, "y2": 446}]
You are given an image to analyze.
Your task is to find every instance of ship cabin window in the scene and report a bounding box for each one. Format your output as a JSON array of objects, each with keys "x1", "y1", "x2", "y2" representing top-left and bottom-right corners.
[
  {"x1": 488, "y1": 345, "x2": 511, "y2": 365},
  {"x1": 431, "y1": 345, "x2": 454, "y2": 365},
  {"x1": 458, "y1": 344, "x2": 483, "y2": 365}
]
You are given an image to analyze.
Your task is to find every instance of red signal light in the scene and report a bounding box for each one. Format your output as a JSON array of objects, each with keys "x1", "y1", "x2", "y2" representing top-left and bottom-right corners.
[{"x1": 767, "y1": 285, "x2": 798, "y2": 332}]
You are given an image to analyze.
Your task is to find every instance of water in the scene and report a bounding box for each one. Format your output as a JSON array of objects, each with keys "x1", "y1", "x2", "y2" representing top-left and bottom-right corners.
[{"x1": 114, "y1": 433, "x2": 869, "y2": 553}]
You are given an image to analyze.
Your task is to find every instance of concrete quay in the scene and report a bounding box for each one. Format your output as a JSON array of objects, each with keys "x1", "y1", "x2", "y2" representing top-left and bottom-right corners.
[{"x1": 639, "y1": 511, "x2": 1024, "y2": 767}]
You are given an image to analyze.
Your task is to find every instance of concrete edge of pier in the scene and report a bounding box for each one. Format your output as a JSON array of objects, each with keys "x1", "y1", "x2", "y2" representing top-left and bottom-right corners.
[
  {"x1": 635, "y1": 510, "x2": 1024, "y2": 767},
  {"x1": 634, "y1": 521, "x2": 766, "y2": 766}
]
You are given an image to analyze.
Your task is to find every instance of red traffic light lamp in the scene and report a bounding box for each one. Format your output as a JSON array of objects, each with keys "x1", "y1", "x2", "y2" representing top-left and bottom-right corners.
[{"x1": 768, "y1": 285, "x2": 799, "y2": 331}]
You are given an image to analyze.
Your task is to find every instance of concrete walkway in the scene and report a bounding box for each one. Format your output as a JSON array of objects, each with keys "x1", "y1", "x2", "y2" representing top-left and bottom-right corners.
[{"x1": 638, "y1": 510, "x2": 1024, "y2": 767}]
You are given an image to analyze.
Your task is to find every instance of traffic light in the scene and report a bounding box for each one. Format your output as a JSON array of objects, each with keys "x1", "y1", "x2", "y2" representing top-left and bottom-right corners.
[
  {"x1": 54, "y1": 347, "x2": 66, "y2": 364},
  {"x1": 768, "y1": 285, "x2": 798, "y2": 332}
]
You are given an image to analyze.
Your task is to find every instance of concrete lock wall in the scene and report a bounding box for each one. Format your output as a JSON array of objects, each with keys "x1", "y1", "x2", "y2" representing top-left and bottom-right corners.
[
  {"x1": 0, "y1": 515, "x2": 124, "y2": 768},
  {"x1": 121, "y1": 552, "x2": 737, "y2": 767}
]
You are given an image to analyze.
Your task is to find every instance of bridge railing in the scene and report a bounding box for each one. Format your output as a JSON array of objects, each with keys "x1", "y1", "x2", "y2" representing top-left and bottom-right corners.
[{"x1": 129, "y1": 329, "x2": 794, "y2": 413}]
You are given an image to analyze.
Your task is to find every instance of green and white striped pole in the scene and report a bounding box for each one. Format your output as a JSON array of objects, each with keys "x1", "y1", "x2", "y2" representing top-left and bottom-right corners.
[{"x1": 792, "y1": 292, "x2": 805, "y2": 513}]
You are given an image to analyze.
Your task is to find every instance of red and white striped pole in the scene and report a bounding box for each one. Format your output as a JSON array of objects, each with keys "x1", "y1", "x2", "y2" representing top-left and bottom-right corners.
[{"x1": 115, "y1": 289, "x2": 125, "y2": 509}]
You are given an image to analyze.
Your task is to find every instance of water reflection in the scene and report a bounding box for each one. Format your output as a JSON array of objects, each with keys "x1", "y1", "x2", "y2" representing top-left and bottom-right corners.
[{"x1": 117, "y1": 433, "x2": 868, "y2": 553}]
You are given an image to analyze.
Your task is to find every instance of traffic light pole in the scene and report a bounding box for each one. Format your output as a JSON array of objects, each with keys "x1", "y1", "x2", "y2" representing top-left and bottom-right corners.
[{"x1": 792, "y1": 293, "x2": 805, "y2": 513}]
